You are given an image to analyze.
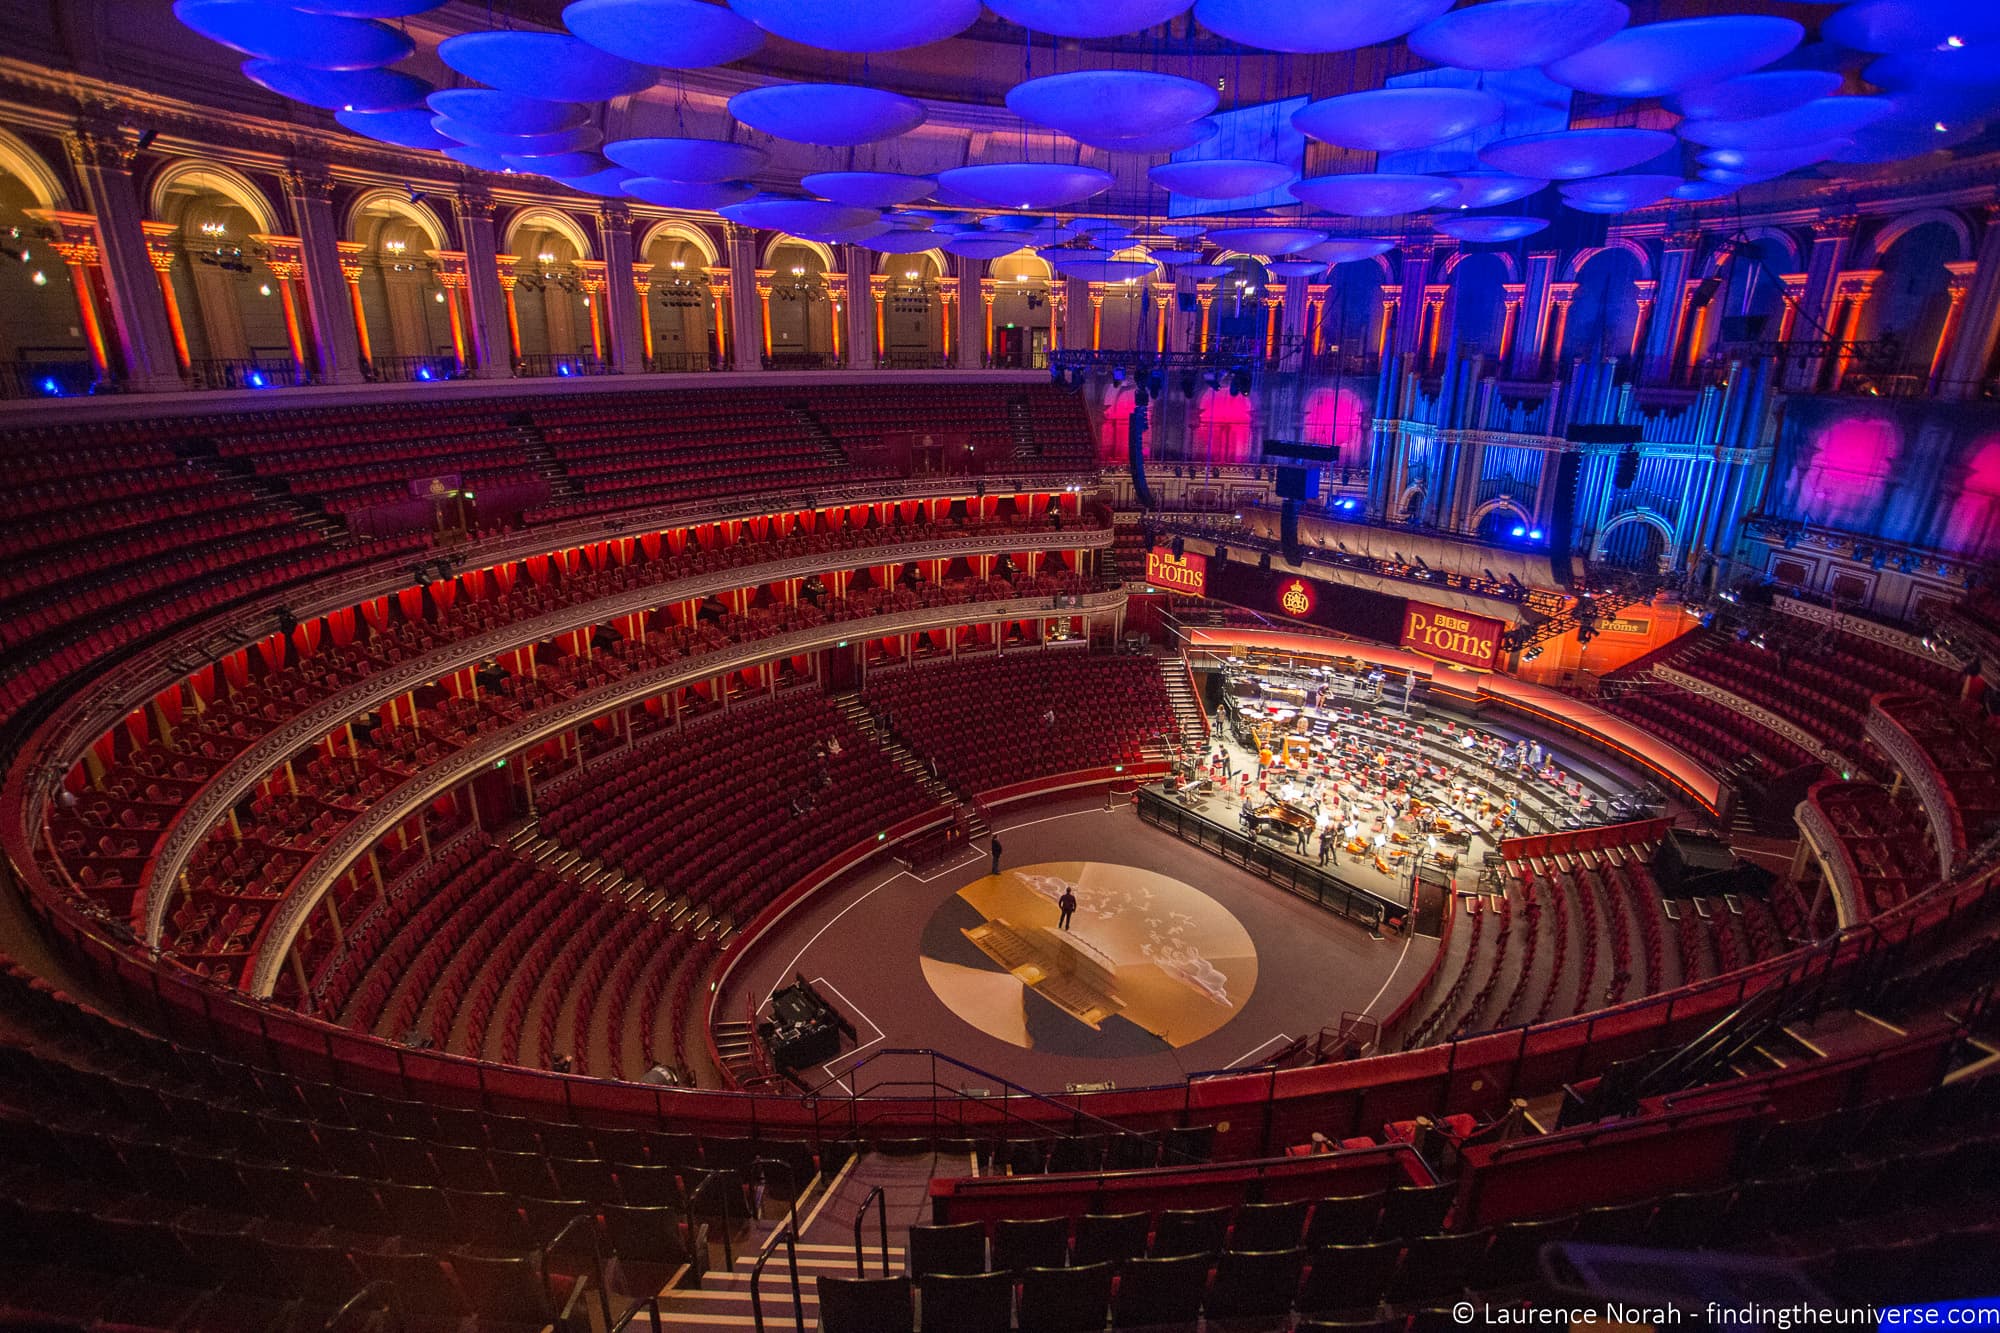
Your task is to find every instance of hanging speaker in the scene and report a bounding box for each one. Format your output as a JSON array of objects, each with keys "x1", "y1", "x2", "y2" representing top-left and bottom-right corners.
[
  {"x1": 1689, "y1": 276, "x2": 1722, "y2": 309},
  {"x1": 1613, "y1": 446, "x2": 1640, "y2": 491},
  {"x1": 1280, "y1": 499, "x2": 1303, "y2": 565},
  {"x1": 1546, "y1": 451, "x2": 1583, "y2": 589},
  {"x1": 1128, "y1": 399, "x2": 1156, "y2": 508}
]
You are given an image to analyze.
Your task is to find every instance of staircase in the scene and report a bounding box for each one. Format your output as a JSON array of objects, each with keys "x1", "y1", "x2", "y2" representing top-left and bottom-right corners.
[
  {"x1": 514, "y1": 418, "x2": 582, "y2": 505},
  {"x1": 1005, "y1": 393, "x2": 1038, "y2": 459},
  {"x1": 711, "y1": 1017, "x2": 757, "y2": 1085},
  {"x1": 171, "y1": 435, "x2": 348, "y2": 542},
  {"x1": 658, "y1": 1147, "x2": 971, "y2": 1329},
  {"x1": 832, "y1": 693, "x2": 986, "y2": 838},
  {"x1": 506, "y1": 823, "x2": 722, "y2": 937},
  {"x1": 1156, "y1": 657, "x2": 1209, "y2": 750},
  {"x1": 783, "y1": 402, "x2": 849, "y2": 466}
]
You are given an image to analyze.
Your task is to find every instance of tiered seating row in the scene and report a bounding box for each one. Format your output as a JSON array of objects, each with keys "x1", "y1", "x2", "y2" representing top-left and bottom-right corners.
[{"x1": 862, "y1": 653, "x2": 1175, "y2": 796}]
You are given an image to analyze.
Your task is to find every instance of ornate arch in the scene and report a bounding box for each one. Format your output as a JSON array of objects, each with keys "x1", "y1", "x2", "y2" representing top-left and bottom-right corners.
[
  {"x1": 1396, "y1": 482, "x2": 1426, "y2": 521},
  {"x1": 874, "y1": 247, "x2": 948, "y2": 277},
  {"x1": 761, "y1": 233, "x2": 834, "y2": 270},
  {"x1": 1596, "y1": 508, "x2": 1676, "y2": 556},
  {"x1": 1470, "y1": 496, "x2": 1534, "y2": 527},
  {"x1": 1440, "y1": 249, "x2": 1519, "y2": 283},
  {"x1": 148, "y1": 159, "x2": 279, "y2": 233},
  {"x1": 0, "y1": 127, "x2": 68, "y2": 209},
  {"x1": 1564, "y1": 238, "x2": 1652, "y2": 283},
  {"x1": 986, "y1": 248, "x2": 1050, "y2": 280},
  {"x1": 637, "y1": 218, "x2": 719, "y2": 267},
  {"x1": 343, "y1": 187, "x2": 449, "y2": 249},
  {"x1": 1859, "y1": 209, "x2": 1975, "y2": 266},
  {"x1": 504, "y1": 206, "x2": 593, "y2": 260}
]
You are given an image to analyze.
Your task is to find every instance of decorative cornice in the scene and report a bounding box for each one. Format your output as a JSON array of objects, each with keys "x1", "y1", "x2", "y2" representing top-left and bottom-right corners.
[
  {"x1": 1771, "y1": 594, "x2": 1961, "y2": 669},
  {"x1": 244, "y1": 587, "x2": 1126, "y2": 995}
]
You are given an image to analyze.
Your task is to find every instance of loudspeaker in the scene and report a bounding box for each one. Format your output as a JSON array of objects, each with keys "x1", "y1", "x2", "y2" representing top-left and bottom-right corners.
[
  {"x1": 1546, "y1": 451, "x2": 1583, "y2": 588},
  {"x1": 1274, "y1": 465, "x2": 1322, "y2": 500},
  {"x1": 1128, "y1": 398, "x2": 1155, "y2": 507},
  {"x1": 1690, "y1": 276, "x2": 1722, "y2": 309},
  {"x1": 1170, "y1": 534, "x2": 1185, "y2": 558},
  {"x1": 1280, "y1": 499, "x2": 1303, "y2": 565},
  {"x1": 1720, "y1": 313, "x2": 1770, "y2": 343},
  {"x1": 1613, "y1": 446, "x2": 1640, "y2": 491}
]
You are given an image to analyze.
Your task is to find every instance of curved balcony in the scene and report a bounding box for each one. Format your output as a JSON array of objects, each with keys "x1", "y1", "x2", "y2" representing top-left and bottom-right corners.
[{"x1": 1868, "y1": 693, "x2": 2000, "y2": 877}]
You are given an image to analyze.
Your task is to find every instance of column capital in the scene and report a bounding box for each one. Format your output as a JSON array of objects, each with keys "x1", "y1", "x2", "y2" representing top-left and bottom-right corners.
[
  {"x1": 493, "y1": 253, "x2": 522, "y2": 291},
  {"x1": 1547, "y1": 280, "x2": 1579, "y2": 307},
  {"x1": 1196, "y1": 281, "x2": 1217, "y2": 303},
  {"x1": 1500, "y1": 282, "x2": 1526, "y2": 303},
  {"x1": 937, "y1": 276, "x2": 960, "y2": 299},
  {"x1": 335, "y1": 239, "x2": 366, "y2": 283},
  {"x1": 141, "y1": 220, "x2": 179, "y2": 273},
  {"x1": 575, "y1": 258, "x2": 607, "y2": 292},
  {"x1": 1812, "y1": 215, "x2": 1859, "y2": 242},
  {"x1": 704, "y1": 265, "x2": 732, "y2": 294},
  {"x1": 250, "y1": 233, "x2": 306, "y2": 279},
  {"x1": 1662, "y1": 226, "x2": 1702, "y2": 251},
  {"x1": 1421, "y1": 282, "x2": 1448, "y2": 306},
  {"x1": 1378, "y1": 282, "x2": 1401, "y2": 302},
  {"x1": 430, "y1": 249, "x2": 470, "y2": 286},
  {"x1": 1631, "y1": 278, "x2": 1658, "y2": 302},
  {"x1": 63, "y1": 127, "x2": 138, "y2": 175},
  {"x1": 1945, "y1": 259, "x2": 1979, "y2": 295},
  {"x1": 1779, "y1": 271, "x2": 1809, "y2": 295},
  {"x1": 868, "y1": 272, "x2": 889, "y2": 297},
  {"x1": 1264, "y1": 281, "x2": 1287, "y2": 303},
  {"x1": 597, "y1": 200, "x2": 633, "y2": 227},
  {"x1": 1833, "y1": 267, "x2": 1883, "y2": 300},
  {"x1": 27, "y1": 209, "x2": 102, "y2": 266},
  {"x1": 979, "y1": 277, "x2": 997, "y2": 298},
  {"x1": 1401, "y1": 236, "x2": 1436, "y2": 263},
  {"x1": 454, "y1": 188, "x2": 499, "y2": 223},
  {"x1": 1304, "y1": 282, "x2": 1329, "y2": 303},
  {"x1": 281, "y1": 166, "x2": 337, "y2": 206}
]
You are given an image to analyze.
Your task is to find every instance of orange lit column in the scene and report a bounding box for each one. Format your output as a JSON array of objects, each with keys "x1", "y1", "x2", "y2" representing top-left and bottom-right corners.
[
  {"x1": 1264, "y1": 282, "x2": 1284, "y2": 359},
  {"x1": 634, "y1": 276, "x2": 654, "y2": 366},
  {"x1": 757, "y1": 276, "x2": 774, "y2": 360},
  {"x1": 1629, "y1": 279, "x2": 1656, "y2": 362},
  {"x1": 1422, "y1": 284, "x2": 1448, "y2": 371},
  {"x1": 1153, "y1": 281, "x2": 1173, "y2": 352},
  {"x1": 494, "y1": 257, "x2": 522, "y2": 362},
  {"x1": 1197, "y1": 282, "x2": 1216, "y2": 353},
  {"x1": 1090, "y1": 285, "x2": 1105, "y2": 350},
  {"x1": 141, "y1": 220, "x2": 190, "y2": 374},
  {"x1": 1047, "y1": 286, "x2": 1064, "y2": 352},
  {"x1": 1828, "y1": 269, "x2": 1879, "y2": 388},
  {"x1": 828, "y1": 271, "x2": 844, "y2": 365},
  {"x1": 431, "y1": 250, "x2": 470, "y2": 370},
  {"x1": 1305, "y1": 284, "x2": 1328, "y2": 355},
  {"x1": 1931, "y1": 260, "x2": 1978, "y2": 390},
  {"x1": 337, "y1": 240, "x2": 372, "y2": 369},
  {"x1": 1773, "y1": 272, "x2": 1808, "y2": 346},
  {"x1": 1543, "y1": 281, "x2": 1578, "y2": 375},
  {"x1": 1377, "y1": 287, "x2": 1399, "y2": 361},
  {"x1": 938, "y1": 276, "x2": 957, "y2": 362},
  {"x1": 256, "y1": 237, "x2": 311, "y2": 379},
  {"x1": 707, "y1": 267, "x2": 731, "y2": 365},
  {"x1": 43, "y1": 224, "x2": 112, "y2": 378},
  {"x1": 870, "y1": 273, "x2": 888, "y2": 366},
  {"x1": 1498, "y1": 283, "x2": 1525, "y2": 364},
  {"x1": 577, "y1": 260, "x2": 607, "y2": 362},
  {"x1": 981, "y1": 277, "x2": 995, "y2": 363}
]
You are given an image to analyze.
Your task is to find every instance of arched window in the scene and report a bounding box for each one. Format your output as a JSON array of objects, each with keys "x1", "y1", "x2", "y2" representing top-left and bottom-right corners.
[
  {"x1": 1563, "y1": 248, "x2": 1641, "y2": 364},
  {"x1": 1448, "y1": 253, "x2": 1509, "y2": 362},
  {"x1": 1859, "y1": 221, "x2": 1959, "y2": 382}
]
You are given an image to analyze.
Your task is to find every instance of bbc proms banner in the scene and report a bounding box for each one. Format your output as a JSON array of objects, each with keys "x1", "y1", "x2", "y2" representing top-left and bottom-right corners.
[
  {"x1": 1400, "y1": 601, "x2": 1505, "y2": 671},
  {"x1": 1144, "y1": 546, "x2": 1208, "y2": 596}
]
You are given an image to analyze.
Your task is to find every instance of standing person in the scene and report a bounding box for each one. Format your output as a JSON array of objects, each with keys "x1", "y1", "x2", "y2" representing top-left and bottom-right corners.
[
  {"x1": 990, "y1": 836, "x2": 1003, "y2": 876},
  {"x1": 1318, "y1": 827, "x2": 1333, "y2": 865},
  {"x1": 1057, "y1": 887, "x2": 1077, "y2": 930}
]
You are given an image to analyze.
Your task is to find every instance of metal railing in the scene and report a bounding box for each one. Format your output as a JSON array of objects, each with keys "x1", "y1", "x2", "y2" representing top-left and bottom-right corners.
[
  {"x1": 749, "y1": 1225, "x2": 806, "y2": 1333},
  {"x1": 3, "y1": 353, "x2": 114, "y2": 399},
  {"x1": 365, "y1": 353, "x2": 463, "y2": 384},
  {"x1": 515, "y1": 352, "x2": 613, "y2": 378},
  {"x1": 646, "y1": 351, "x2": 721, "y2": 373},
  {"x1": 1137, "y1": 785, "x2": 1400, "y2": 923},
  {"x1": 184, "y1": 355, "x2": 311, "y2": 390},
  {"x1": 853, "y1": 1185, "x2": 890, "y2": 1276}
]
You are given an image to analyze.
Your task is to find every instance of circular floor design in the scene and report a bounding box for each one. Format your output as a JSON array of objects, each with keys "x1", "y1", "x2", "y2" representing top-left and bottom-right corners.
[{"x1": 919, "y1": 861, "x2": 1258, "y2": 1057}]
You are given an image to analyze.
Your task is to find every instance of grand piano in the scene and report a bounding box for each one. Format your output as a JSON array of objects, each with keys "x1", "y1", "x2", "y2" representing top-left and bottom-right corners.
[{"x1": 1245, "y1": 799, "x2": 1315, "y2": 842}]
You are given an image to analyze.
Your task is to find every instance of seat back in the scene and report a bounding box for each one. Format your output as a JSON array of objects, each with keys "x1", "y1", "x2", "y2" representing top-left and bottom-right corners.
[
  {"x1": 1296, "y1": 1240, "x2": 1402, "y2": 1316},
  {"x1": 1151, "y1": 1205, "x2": 1232, "y2": 1257},
  {"x1": 908, "y1": 1221, "x2": 987, "y2": 1276},
  {"x1": 1230, "y1": 1198, "x2": 1310, "y2": 1251},
  {"x1": 1110, "y1": 1252, "x2": 1209, "y2": 1327},
  {"x1": 815, "y1": 1274, "x2": 913, "y2": 1333},
  {"x1": 1208, "y1": 1246, "x2": 1306, "y2": 1319},
  {"x1": 1017, "y1": 1261, "x2": 1113, "y2": 1333},
  {"x1": 451, "y1": 1247, "x2": 558, "y2": 1319},
  {"x1": 1071, "y1": 1211, "x2": 1149, "y2": 1267},
  {"x1": 993, "y1": 1216, "x2": 1068, "y2": 1271},
  {"x1": 917, "y1": 1270, "x2": 1012, "y2": 1333}
]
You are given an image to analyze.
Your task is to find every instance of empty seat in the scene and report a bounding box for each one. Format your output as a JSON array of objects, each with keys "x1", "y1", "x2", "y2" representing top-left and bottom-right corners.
[
  {"x1": 1229, "y1": 1198, "x2": 1310, "y2": 1251},
  {"x1": 817, "y1": 1274, "x2": 913, "y2": 1333},
  {"x1": 993, "y1": 1216, "x2": 1069, "y2": 1272},
  {"x1": 1017, "y1": 1262, "x2": 1113, "y2": 1333},
  {"x1": 909, "y1": 1221, "x2": 987, "y2": 1277},
  {"x1": 1110, "y1": 1252, "x2": 1209, "y2": 1328},
  {"x1": 1206, "y1": 1246, "x2": 1306, "y2": 1320},
  {"x1": 1297, "y1": 1241, "x2": 1402, "y2": 1316},
  {"x1": 1070, "y1": 1211, "x2": 1149, "y2": 1268},
  {"x1": 917, "y1": 1270, "x2": 1012, "y2": 1333}
]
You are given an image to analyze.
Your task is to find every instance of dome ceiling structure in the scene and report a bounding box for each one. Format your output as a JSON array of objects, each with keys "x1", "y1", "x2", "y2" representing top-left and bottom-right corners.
[{"x1": 169, "y1": 0, "x2": 2000, "y2": 254}]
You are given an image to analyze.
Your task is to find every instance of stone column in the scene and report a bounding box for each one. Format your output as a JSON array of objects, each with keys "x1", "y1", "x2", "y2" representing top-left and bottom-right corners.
[
  {"x1": 59, "y1": 128, "x2": 184, "y2": 391},
  {"x1": 1509, "y1": 251, "x2": 1557, "y2": 379},
  {"x1": 1629, "y1": 279, "x2": 1657, "y2": 362},
  {"x1": 575, "y1": 259, "x2": 608, "y2": 364},
  {"x1": 1640, "y1": 227, "x2": 1700, "y2": 384},
  {"x1": 283, "y1": 167, "x2": 364, "y2": 383},
  {"x1": 724, "y1": 224, "x2": 762, "y2": 371},
  {"x1": 704, "y1": 266, "x2": 732, "y2": 368},
  {"x1": 595, "y1": 202, "x2": 641, "y2": 375},
  {"x1": 1045, "y1": 282, "x2": 1065, "y2": 356},
  {"x1": 869, "y1": 272, "x2": 890, "y2": 367},
  {"x1": 452, "y1": 188, "x2": 509, "y2": 377},
  {"x1": 1303, "y1": 283, "x2": 1328, "y2": 357},
  {"x1": 1792, "y1": 216, "x2": 1857, "y2": 389},
  {"x1": 633, "y1": 273, "x2": 654, "y2": 368},
  {"x1": 249, "y1": 234, "x2": 312, "y2": 379},
  {"x1": 1421, "y1": 282, "x2": 1449, "y2": 371},
  {"x1": 336, "y1": 240, "x2": 373, "y2": 370},
  {"x1": 140, "y1": 220, "x2": 191, "y2": 375},
  {"x1": 430, "y1": 251, "x2": 472, "y2": 372},
  {"x1": 1938, "y1": 213, "x2": 2000, "y2": 398},
  {"x1": 937, "y1": 275, "x2": 960, "y2": 366},
  {"x1": 950, "y1": 255, "x2": 983, "y2": 367},
  {"x1": 841, "y1": 246, "x2": 872, "y2": 368},
  {"x1": 1498, "y1": 283, "x2": 1525, "y2": 365},
  {"x1": 1827, "y1": 269, "x2": 1881, "y2": 389},
  {"x1": 1543, "y1": 281, "x2": 1578, "y2": 376}
]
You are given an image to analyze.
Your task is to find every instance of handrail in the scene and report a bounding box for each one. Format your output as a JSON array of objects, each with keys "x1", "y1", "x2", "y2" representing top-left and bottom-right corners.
[
  {"x1": 853, "y1": 1184, "x2": 890, "y2": 1277},
  {"x1": 321, "y1": 1279, "x2": 395, "y2": 1332},
  {"x1": 749, "y1": 1155, "x2": 802, "y2": 1246},
  {"x1": 610, "y1": 1295, "x2": 662, "y2": 1332},
  {"x1": 805, "y1": 1047, "x2": 1210, "y2": 1163},
  {"x1": 749, "y1": 1226, "x2": 806, "y2": 1333},
  {"x1": 685, "y1": 1169, "x2": 738, "y2": 1269},
  {"x1": 544, "y1": 1211, "x2": 617, "y2": 1332}
]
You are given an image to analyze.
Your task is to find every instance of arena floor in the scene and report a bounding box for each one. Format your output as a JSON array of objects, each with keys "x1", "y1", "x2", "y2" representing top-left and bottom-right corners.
[{"x1": 719, "y1": 794, "x2": 1439, "y2": 1096}]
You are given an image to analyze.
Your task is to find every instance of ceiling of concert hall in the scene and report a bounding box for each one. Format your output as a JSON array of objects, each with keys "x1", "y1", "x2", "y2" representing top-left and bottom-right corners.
[{"x1": 81, "y1": 0, "x2": 2000, "y2": 247}]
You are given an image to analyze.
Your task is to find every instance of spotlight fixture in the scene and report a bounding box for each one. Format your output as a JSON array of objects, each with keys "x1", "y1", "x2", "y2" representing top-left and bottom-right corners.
[{"x1": 134, "y1": 128, "x2": 158, "y2": 151}]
